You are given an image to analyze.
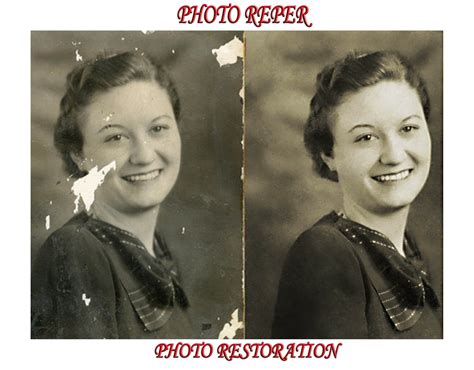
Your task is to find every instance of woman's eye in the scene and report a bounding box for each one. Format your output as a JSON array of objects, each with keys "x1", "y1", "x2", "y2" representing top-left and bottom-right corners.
[
  {"x1": 105, "y1": 134, "x2": 126, "y2": 143},
  {"x1": 151, "y1": 125, "x2": 166, "y2": 134},
  {"x1": 355, "y1": 134, "x2": 375, "y2": 143},
  {"x1": 401, "y1": 125, "x2": 419, "y2": 133}
]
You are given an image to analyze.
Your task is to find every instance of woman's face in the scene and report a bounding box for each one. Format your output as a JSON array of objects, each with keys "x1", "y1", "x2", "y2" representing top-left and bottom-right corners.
[
  {"x1": 76, "y1": 80, "x2": 181, "y2": 215},
  {"x1": 323, "y1": 80, "x2": 431, "y2": 215}
]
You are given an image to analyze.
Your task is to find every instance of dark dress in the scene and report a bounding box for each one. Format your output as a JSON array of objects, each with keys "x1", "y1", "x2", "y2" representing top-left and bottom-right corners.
[
  {"x1": 31, "y1": 212, "x2": 192, "y2": 339},
  {"x1": 272, "y1": 212, "x2": 442, "y2": 339}
]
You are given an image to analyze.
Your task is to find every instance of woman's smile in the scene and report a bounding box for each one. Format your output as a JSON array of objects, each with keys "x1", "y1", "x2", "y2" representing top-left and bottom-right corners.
[
  {"x1": 122, "y1": 169, "x2": 162, "y2": 183},
  {"x1": 372, "y1": 169, "x2": 412, "y2": 183}
]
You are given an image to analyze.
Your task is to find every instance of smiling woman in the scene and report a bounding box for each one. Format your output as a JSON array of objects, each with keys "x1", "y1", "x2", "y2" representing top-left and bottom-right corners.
[
  {"x1": 321, "y1": 81, "x2": 432, "y2": 231},
  {"x1": 32, "y1": 52, "x2": 191, "y2": 339},
  {"x1": 272, "y1": 51, "x2": 442, "y2": 339},
  {"x1": 73, "y1": 80, "x2": 182, "y2": 236},
  {"x1": 32, "y1": 32, "x2": 244, "y2": 340}
]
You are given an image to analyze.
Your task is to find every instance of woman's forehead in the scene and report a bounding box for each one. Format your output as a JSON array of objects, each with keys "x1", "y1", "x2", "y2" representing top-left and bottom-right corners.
[
  {"x1": 332, "y1": 81, "x2": 424, "y2": 132},
  {"x1": 83, "y1": 81, "x2": 174, "y2": 130}
]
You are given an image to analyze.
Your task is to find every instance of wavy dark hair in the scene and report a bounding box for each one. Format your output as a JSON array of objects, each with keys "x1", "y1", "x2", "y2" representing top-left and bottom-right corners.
[
  {"x1": 54, "y1": 51, "x2": 180, "y2": 178},
  {"x1": 304, "y1": 51, "x2": 430, "y2": 182}
]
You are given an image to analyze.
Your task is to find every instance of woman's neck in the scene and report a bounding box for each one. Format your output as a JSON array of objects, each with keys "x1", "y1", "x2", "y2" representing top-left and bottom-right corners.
[
  {"x1": 91, "y1": 203, "x2": 159, "y2": 257},
  {"x1": 342, "y1": 200, "x2": 409, "y2": 257}
]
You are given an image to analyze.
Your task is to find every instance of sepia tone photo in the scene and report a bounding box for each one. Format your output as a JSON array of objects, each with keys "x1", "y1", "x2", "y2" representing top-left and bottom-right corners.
[
  {"x1": 31, "y1": 31, "x2": 243, "y2": 339},
  {"x1": 31, "y1": 30, "x2": 443, "y2": 340},
  {"x1": 245, "y1": 31, "x2": 443, "y2": 338}
]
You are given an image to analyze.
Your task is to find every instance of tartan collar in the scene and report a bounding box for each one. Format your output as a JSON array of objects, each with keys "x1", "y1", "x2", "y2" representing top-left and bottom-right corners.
[
  {"x1": 325, "y1": 212, "x2": 440, "y2": 331},
  {"x1": 83, "y1": 214, "x2": 189, "y2": 332}
]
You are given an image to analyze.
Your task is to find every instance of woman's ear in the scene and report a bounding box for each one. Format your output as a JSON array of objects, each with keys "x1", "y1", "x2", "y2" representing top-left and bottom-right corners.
[
  {"x1": 70, "y1": 152, "x2": 87, "y2": 172},
  {"x1": 321, "y1": 152, "x2": 336, "y2": 172}
]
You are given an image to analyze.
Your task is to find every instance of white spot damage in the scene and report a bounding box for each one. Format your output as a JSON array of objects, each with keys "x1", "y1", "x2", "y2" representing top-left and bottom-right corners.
[
  {"x1": 141, "y1": 30, "x2": 155, "y2": 35},
  {"x1": 45, "y1": 215, "x2": 50, "y2": 230},
  {"x1": 104, "y1": 113, "x2": 114, "y2": 122},
  {"x1": 82, "y1": 293, "x2": 91, "y2": 306},
  {"x1": 218, "y1": 308, "x2": 243, "y2": 339},
  {"x1": 71, "y1": 161, "x2": 116, "y2": 213},
  {"x1": 239, "y1": 87, "x2": 244, "y2": 101},
  {"x1": 172, "y1": 49, "x2": 175, "y2": 54},
  {"x1": 75, "y1": 49, "x2": 83, "y2": 62},
  {"x1": 181, "y1": 227, "x2": 186, "y2": 235},
  {"x1": 121, "y1": 37, "x2": 125, "y2": 41},
  {"x1": 211, "y1": 36, "x2": 243, "y2": 67}
]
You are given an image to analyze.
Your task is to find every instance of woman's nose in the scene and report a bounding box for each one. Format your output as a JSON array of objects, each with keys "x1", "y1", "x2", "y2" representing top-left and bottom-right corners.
[
  {"x1": 379, "y1": 136, "x2": 406, "y2": 165},
  {"x1": 129, "y1": 139, "x2": 157, "y2": 165}
]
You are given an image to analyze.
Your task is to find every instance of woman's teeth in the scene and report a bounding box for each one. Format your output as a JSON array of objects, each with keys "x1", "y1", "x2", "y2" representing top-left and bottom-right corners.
[
  {"x1": 123, "y1": 170, "x2": 160, "y2": 182},
  {"x1": 373, "y1": 169, "x2": 410, "y2": 183}
]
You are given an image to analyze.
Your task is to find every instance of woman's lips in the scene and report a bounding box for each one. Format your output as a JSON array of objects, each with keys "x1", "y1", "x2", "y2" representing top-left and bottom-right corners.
[
  {"x1": 122, "y1": 169, "x2": 162, "y2": 183},
  {"x1": 372, "y1": 169, "x2": 412, "y2": 183}
]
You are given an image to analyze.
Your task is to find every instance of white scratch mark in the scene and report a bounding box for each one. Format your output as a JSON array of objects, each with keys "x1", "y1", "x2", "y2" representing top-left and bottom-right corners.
[
  {"x1": 241, "y1": 167, "x2": 244, "y2": 181},
  {"x1": 104, "y1": 113, "x2": 114, "y2": 122},
  {"x1": 45, "y1": 215, "x2": 50, "y2": 230},
  {"x1": 211, "y1": 36, "x2": 243, "y2": 67},
  {"x1": 75, "y1": 49, "x2": 83, "y2": 62},
  {"x1": 141, "y1": 30, "x2": 155, "y2": 35},
  {"x1": 218, "y1": 309, "x2": 243, "y2": 339},
  {"x1": 181, "y1": 227, "x2": 185, "y2": 235},
  {"x1": 82, "y1": 293, "x2": 91, "y2": 306},
  {"x1": 239, "y1": 87, "x2": 244, "y2": 101},
  {"x1": 71, "y1": 161, "x2": 116, "y2": 213}
]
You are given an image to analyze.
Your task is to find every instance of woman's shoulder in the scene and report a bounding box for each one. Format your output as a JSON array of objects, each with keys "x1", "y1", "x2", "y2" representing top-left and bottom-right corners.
[
  {"x1": 35, "y1": 213, "x2": 110, "y2": 268},
  {"x1": 32, "y1": 213, "x2": 119, "y2": 339},
  {"x1": 278, "y1": 212, "x2": 365, "y2": 288},
  {"x1": 273, "y1": 212, "x2": 369, "y2": 338},
  {"x1": 290, "y1": 212, "x2": 357, "y2": 261}
]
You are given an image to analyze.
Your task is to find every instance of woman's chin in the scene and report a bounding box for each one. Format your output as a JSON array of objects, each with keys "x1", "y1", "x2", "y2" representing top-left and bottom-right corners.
[
  {"x1": 122, "y1": 199, "x2": 164, "y2": 214},
  {"x1": 368, "y1": 196, "x2": 416, "y2": 215}
]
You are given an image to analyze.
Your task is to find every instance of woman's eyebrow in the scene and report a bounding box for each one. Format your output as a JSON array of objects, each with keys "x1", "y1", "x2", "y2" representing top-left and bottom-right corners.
[
  {"x1": 348, "y1": 124, "x2": 374, "y2": 133},
  {"x1": 149, "y1": 115, "x2": 173, "y2": 124},
  {"x1": 97, "y1": 124, "x2": 125, "y2": 134},
  {"x1": 401, "y1": 114, "x2": 423, "y2": 123}
]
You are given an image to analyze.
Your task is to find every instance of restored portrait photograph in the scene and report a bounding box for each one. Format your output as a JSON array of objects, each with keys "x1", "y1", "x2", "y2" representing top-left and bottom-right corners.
[
  {"x1": 245, "y1": 31, "x2": 443, "y2": 338},
  {"x1": 31, "y1": 31, "x2": 243, "y2": 339}
]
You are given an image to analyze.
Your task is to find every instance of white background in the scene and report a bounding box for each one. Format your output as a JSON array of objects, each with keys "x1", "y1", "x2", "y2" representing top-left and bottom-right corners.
[{"x1": 1, "y1": 0, "x2": 472, "y2": 368}]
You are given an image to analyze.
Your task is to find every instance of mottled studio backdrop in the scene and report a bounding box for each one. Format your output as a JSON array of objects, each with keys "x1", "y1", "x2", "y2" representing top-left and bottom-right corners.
[
  {"x1": 31, "y1": 31, "x2": 243, "y2": 338},
  {"x1": 245, "y1": 32, "x2": 442, "y2": 338}
]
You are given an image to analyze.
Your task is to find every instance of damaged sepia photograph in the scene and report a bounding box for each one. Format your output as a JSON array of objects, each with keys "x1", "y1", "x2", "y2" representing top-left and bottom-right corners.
[
  {"x1": 31, "y1": 31, "x2": 243, "y2": 339},
  {"x1": 245, "y1": 31, "x2": 443, "y2": 339}
]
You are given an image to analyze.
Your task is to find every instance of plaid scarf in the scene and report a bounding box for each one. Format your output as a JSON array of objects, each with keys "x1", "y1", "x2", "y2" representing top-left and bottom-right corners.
[
  {"x1": 86, "y1": 216, "x2": 188, "y2": 332},
  {"x1": 331, "y1": 212, "x2": 440, "y2": 331}
]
